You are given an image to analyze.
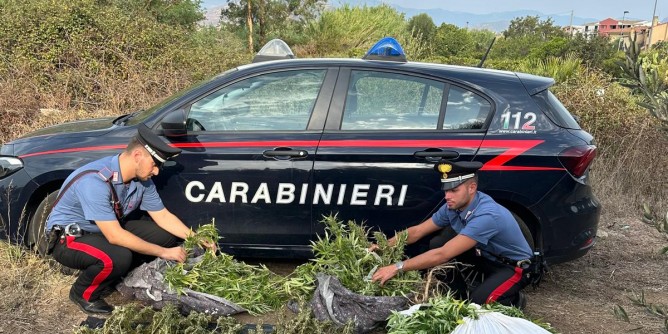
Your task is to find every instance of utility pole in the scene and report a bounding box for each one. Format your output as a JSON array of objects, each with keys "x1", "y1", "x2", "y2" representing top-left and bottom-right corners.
[
  {"x1": 569, "y1": 10, "x2": 574, "y2": 38},
  {"x1": 647, "y1": 0, "x2": 658, "y2": 48},
  {"x1": 619, "y1": 10, "x2": 628, "y2": 50}
]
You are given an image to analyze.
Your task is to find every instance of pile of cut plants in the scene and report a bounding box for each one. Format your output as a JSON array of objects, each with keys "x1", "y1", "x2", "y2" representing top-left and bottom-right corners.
[
  {"x1": 162, "y1": 215, "x2": 423, "y2": 315},
  {"x1": 123, "y1": 215, "x2": 554, "y2": 333},
  {"x1": 282, "y1": 214, "x2": 423, "y2": 300},
  {"x1": 385, "y1": 293, "x2": 556, "y2": 333}
]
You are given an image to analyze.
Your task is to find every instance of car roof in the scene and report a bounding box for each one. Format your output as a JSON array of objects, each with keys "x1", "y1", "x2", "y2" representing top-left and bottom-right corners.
[{"x1": 233, "y1": 57, "x2": 554, "y2": 95}]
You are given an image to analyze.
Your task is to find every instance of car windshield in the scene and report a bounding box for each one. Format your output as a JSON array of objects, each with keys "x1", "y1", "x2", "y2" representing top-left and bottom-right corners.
[{"x1": 126, "y1": 68, "x2": 239, "y2": 126}]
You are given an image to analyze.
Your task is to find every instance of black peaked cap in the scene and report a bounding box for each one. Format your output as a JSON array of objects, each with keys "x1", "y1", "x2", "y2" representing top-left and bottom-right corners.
[
  {"x1": 135, "y1": 124, "x2": 181, "y2": 165},
  {"x1": 434, "y1": 159, "x2": 483, "y2": 191}
]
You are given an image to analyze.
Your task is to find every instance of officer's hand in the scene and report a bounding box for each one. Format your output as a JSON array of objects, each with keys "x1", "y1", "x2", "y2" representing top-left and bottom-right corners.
[
  {"x1": 371, "y1": 264, "x2": 398, "y2": 286},
  {"x1": 200, "y1": 240, "x2": 217, "y2": 253},
  {"x1": 368, "y1": 243, "x2": 379, "y2": 252},
  {"x1": 162, "y1": 246, "x2": 187, "y2": 263}
]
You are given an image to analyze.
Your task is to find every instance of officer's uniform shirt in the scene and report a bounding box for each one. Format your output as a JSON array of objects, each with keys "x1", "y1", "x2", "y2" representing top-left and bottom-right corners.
[
  {"x1": 46, "y1": 154, "x2": 164, "y2": 233},
  {"x1": 432, "y1": 191, "x2": 532, "y2": 262}
]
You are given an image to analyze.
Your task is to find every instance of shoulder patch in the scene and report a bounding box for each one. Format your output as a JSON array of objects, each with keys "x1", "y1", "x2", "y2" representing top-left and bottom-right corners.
[{"x1": 97, "y1": 167, "x2": 114, "y2": 181}]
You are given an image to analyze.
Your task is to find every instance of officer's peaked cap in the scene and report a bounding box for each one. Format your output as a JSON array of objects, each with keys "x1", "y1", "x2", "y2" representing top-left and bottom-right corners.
[
  {"x1": 434, "y1": 159, "x2": 483, "y2": 191},
  {"x1": 134, "y1": 124, "x2": 181, "y2": 165}
]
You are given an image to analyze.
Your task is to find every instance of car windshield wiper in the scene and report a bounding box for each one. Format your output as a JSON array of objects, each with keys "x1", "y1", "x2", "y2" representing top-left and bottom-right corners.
[{"x1": 113, "y1": 110, "x2": 142, "y2": 125}]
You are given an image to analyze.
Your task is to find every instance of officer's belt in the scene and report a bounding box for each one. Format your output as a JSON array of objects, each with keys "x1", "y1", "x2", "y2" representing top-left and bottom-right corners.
[
  {"x1": 55, "y1": 223, "x2": 98, "y2": 237},
  {"x1": 479, "y1": 248, "x2": 531, "y2": 269},
  {"x1": 497, "y1": 256, "x2": 531, "y2": 269}
]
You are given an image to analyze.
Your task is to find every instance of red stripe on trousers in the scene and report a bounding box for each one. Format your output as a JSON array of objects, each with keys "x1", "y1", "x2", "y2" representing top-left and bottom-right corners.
[
  {"x1": 66, "y1": 236, "x2": 114, "y2": 301},
  {"x1": 486, "y1": 266, "x2": 523, "y2": 303}
]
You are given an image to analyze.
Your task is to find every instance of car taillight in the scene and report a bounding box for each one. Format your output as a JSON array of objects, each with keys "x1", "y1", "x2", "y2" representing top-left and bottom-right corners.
[{"x1": 558, "y1": 145, "x2": 597, "y2": 178}]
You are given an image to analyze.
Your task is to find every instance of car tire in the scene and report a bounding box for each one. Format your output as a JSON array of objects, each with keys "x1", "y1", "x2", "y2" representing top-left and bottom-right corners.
[
  {"x1": 512, "y1": 212, "x2": 535, "y2": 250},
  {"x1": 28, "y1": 191, "x2": 58, "y2": 256}
]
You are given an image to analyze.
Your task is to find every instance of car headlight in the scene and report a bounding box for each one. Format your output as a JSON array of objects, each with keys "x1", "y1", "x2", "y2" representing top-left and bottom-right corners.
[{"x1": 0, "y1": 156, "x2": 23, "y2": 178}]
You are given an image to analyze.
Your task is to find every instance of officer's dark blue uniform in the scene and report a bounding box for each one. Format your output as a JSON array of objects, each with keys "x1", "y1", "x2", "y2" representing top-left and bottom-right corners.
[
  {"x1": 430, "y1": 160, "x2": 533, "y2": 307},
  {"x1": 46, "y1": 124, "x2": 184, "y2": 314},
  {"x1": 370, "y1": 159, "x2": 534, "y2": 309}
]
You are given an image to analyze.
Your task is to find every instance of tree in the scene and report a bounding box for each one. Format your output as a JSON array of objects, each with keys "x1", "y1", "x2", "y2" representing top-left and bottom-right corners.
[
  {"x1": 221, "y1": 0, "x2": 325, "y2": 52},
  {"x1": 433, "y1": 23, "x2": 472, "y2": 57},
  {"x1": 565, "y1": 33, "x2": 617, "y2": 70},
  {"x1": 528, "y1": 37, "x2": 569, "y2": 59},
  {"x1": 503, "y1": 16, "x2": 566, "y2": 41},
  {"x1": 407, "y1": 13, "x2": 436, "y2": 42},
  {"x1": 303, "y1": 5, "x2": 407, "y2": 57},
  {"x1": 112, "y1": 0, "x2": 204, "y2": 30}
]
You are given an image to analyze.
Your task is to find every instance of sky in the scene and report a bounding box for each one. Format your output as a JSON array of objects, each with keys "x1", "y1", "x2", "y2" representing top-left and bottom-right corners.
[{"x1": 201, "y1": 0, "x2": 668, "y2": 21}]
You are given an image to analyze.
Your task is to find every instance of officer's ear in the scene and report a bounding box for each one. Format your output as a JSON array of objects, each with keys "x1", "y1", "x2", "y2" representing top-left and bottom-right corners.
[
  {"x1": 131, "y1": 147, "x2": 146, "y2": 163},
  {"x1": 467, "y1": 178, "x2": 478, "y2": 193}
]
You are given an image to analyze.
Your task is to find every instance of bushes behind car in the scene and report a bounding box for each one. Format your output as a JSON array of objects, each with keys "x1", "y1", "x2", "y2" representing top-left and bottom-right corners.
[{"x1": 0, "y1": 0, "x2": 249, "y2": 143}]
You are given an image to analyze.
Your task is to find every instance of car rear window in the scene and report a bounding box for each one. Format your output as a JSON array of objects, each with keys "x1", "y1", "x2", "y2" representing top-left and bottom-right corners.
[
  {"x1": 532, "y1": 90, "x2": 581, "y2": 129},
  {"x1": 443, "y1": 86, "x2": 491, "y2": 130},
  {"x1": 342, "y1": 71, "x2": 444, "y2": 130}
]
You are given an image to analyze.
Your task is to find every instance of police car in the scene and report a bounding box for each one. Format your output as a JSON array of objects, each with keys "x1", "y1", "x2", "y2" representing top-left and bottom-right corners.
[{"x1": 0, "y1": 38, "x2": 599, "y2": 264}]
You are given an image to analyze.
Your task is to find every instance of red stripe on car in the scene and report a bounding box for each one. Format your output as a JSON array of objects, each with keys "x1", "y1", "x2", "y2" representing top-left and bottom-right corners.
[{"x1": 19, "y1": 140, "x2": 563, "y2": 171}]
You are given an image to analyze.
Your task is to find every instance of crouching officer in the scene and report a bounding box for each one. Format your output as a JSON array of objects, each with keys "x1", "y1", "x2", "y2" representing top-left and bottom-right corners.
[
  {"x1": 371, "y1": 159, "x2": 533, "y2": 308},
  {"x1": 45, "y1": 124, "x2": 214, "y2": 314}
]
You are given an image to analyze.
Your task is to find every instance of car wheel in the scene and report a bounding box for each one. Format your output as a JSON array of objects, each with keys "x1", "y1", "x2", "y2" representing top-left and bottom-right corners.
[
  {"x1": 512, "y1": 212, "x2": 535, "y2": 250},
  {"x1": 28, "y1": 191, "x2": 58, "y2": 256}
]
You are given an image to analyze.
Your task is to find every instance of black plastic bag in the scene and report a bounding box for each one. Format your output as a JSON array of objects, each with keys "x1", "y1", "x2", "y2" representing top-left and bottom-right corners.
[{"x1": 310, "y1": 273, "x2": 410, "y2": 334}]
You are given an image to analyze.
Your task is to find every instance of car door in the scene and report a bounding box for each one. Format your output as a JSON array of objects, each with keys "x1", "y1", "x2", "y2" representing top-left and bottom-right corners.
[
  {"x1": 312, "y1": 68, "x2": 492, "y2": 237},
  {"x1": 156, "y1": 68, "x2": 337, "y2": 256}
]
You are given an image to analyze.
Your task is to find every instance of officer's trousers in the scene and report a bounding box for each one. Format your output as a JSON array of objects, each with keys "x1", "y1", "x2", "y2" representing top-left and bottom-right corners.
[
  {"x1": 51, "y1": 220, "x2": 177, "y2": 302},
  {"x1": 429, "y1": 227, "x2": 529, "y2": 307}
]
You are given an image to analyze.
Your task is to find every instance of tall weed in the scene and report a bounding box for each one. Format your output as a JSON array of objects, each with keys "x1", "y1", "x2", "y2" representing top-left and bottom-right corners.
[{"x1": 513, "y1": 52, "x2": 583, "y2": 84}]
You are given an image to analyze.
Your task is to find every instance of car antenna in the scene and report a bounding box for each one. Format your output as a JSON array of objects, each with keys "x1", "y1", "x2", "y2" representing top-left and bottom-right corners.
[{"x1": 477, "y1": 37, "x2": 496, "y2": 68}]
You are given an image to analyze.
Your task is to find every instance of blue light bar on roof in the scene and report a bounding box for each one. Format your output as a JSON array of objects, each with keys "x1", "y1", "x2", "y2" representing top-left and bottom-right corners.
[{"x1": 363, "y1": 37, "x2": 407, "y2": 62}]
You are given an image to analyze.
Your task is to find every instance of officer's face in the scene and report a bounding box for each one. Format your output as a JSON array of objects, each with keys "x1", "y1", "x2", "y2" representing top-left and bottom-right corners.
[
  {"x1": 136, "y1": 149, "x2": 159, "y2": 180},
  {"x1": 444, "y1": 179, "x2": 477, "y2": 210}
]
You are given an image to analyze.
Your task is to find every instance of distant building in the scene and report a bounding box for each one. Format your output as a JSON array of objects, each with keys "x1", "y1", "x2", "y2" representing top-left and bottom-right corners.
[
  {"x1": 582, "y1": 21, "x2": 599, "y2": 38},
  {"x1": 647, "y1": 17, "x2": 668, "y2": 48},
  {"x1": 563, "y1": 25, "x2": 585, "y2": 36},
  {"x1": 580, "y1": 17, "x2": 651, "y2": 50}
]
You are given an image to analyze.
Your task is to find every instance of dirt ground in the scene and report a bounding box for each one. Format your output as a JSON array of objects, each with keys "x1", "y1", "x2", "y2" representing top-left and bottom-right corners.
[{"x1": 2, "y1": 215, "x2": 666, "y2": 334}]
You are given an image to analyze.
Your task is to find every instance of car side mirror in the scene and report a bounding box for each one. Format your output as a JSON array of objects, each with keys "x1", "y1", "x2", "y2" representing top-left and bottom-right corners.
[{"x1": 161, "y1": 109, "x2": 187, "y2": 137}]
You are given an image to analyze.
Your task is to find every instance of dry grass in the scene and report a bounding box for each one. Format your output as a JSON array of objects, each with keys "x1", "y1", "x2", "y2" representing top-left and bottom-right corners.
[{"x1": 0, "y1": 242, "x2": 80, "y2": 333}]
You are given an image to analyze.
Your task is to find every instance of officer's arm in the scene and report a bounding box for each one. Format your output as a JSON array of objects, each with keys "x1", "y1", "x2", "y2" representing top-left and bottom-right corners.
[
  {"x1": 96, "y1": 220, "x2": 185, "y2": 262},
  {"x1": 387, "y1": 218, "x2": 442, "y2": 246},
  {"x1": 403, "y1": 234, "x2": 477, "y2": 271},
  {"x1": 371, "y1": 234, "x2": 477, "y2": 286},
  {"x1": 147, "y1": 208, "x2": 192, "y2": 240}
]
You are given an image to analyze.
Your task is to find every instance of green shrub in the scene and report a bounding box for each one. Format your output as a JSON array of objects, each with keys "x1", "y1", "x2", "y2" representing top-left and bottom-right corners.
[
  {"x1": 512, "y1": 53, "x2": 583, "y2": 84},
  {"x1": 0, "y1": 0, "x2": 246, "y2": 112},
  {"x1": 301, "y1": 5, "x2": 407, "y2": 57}
]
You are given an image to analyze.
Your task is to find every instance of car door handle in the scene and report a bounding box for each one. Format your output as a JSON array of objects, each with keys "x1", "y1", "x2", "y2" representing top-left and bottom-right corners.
[
  {"x1": 263, "y1": 149, "x2": 309, "y2": 158},
  {"x1": 413, "y1": 150, "x2": 460, "y2": 161}
]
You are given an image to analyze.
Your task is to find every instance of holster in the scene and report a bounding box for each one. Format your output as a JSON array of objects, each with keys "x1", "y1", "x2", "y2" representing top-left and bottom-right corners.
[
  {"x1": 46, "y1": 225, "x2": 63, "y2": 255},
  {"x1": 528, "y1": 252, "x2": 549, "y2": 289}
]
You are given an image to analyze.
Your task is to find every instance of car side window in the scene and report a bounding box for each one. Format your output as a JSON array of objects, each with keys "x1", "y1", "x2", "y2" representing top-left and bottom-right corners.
[
  {"x1": 342, "y1": 71, "x2": 444, "y2": 130},
  {"x1": 443, "y1": 86, "x2": 491, "y2": 130},
  {"x1": 187, "y1": 69, "x2": 326, "y2": 131}
]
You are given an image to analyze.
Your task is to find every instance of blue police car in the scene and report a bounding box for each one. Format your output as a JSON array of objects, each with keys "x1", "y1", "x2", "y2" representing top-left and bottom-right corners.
[{"x1": 0, "y1": 38, "x2": 599, "y2": 264}]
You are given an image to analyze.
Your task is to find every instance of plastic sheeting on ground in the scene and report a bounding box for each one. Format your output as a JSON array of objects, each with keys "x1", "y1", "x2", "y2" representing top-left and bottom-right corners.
[
  {"x1": 116, "y1": 256, "x2": 246, "y2": 317},
  {"x1": 310, "y1": 273, "x2": 410, "y2": 334},
  {"x1": 451, "y1": 305, "x2": 551, "y2": 334}
]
